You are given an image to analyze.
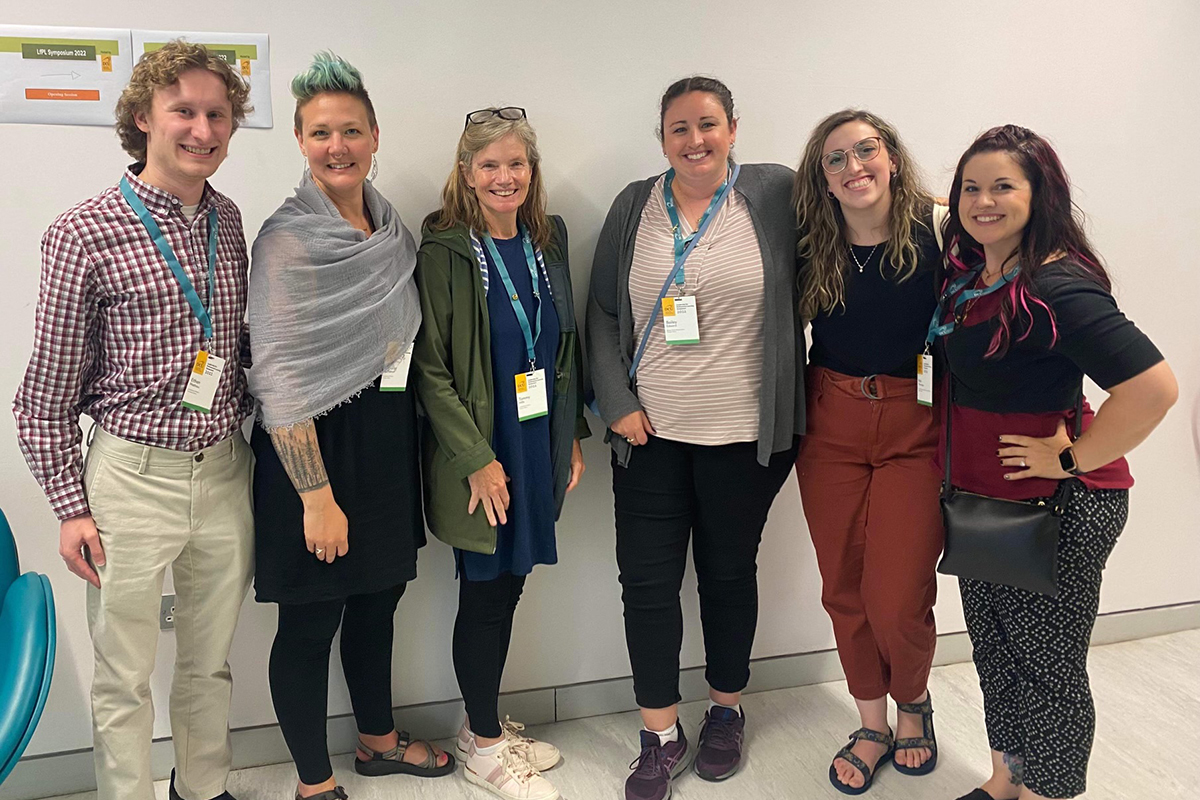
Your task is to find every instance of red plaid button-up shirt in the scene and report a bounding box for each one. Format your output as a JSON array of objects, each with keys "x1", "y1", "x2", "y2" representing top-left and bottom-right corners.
[{"x1": 13, "y1": 168, "x2": 253, "y2": 520}]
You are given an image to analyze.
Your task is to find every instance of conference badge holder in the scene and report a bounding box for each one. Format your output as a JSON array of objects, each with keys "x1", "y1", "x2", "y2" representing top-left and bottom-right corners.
[
  {"x1": 181, "y1": 349, "x2": 225, "y2": 413},
  {"x1": 380, "y1": 343, "x2": 415, "y2": 391}
]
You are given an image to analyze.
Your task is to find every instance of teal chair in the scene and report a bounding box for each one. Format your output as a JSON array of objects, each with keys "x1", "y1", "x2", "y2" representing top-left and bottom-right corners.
[{"x1": 0, "y1": 508, "x2": 56, "y2": 786}]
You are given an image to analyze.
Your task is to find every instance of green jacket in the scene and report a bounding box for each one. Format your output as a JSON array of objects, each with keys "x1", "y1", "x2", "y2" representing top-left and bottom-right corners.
[{"x1": 412, "y1": 217, "x2": 590, "y2": 554}]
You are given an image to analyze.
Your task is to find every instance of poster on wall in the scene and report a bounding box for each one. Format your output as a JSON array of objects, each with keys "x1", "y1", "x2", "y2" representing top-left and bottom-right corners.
[
  {"x1": 0, "y1": 25, "x2": 133, "y2": 126},
  {"x1": 131, "y1": 30, "x2": 272, "y2": 128}
]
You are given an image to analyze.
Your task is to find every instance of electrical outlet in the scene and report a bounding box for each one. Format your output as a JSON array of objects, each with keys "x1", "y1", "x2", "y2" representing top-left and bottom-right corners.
[{"x1": 160, "y1": 594, "x2": 176, "y2": 631}]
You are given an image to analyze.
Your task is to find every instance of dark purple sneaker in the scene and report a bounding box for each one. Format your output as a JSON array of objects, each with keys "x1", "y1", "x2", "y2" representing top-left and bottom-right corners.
[
  {"x1": 694, "y1": 705, "x2": 745, "y2": 781},
  {"x1": 625, "y1": 727, "x2": 691, "y2": 800}
]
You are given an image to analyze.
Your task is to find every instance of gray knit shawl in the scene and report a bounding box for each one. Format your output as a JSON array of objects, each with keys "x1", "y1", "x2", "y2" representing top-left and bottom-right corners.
[{"x1": 247, "y1": 175, "x2": 421, "y2": 429}]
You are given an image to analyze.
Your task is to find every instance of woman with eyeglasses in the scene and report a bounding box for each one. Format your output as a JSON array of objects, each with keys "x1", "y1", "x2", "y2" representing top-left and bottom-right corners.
[
  {"x1": 586, "y1": 76, "x2": 803, "y2": 800},
  {"x1": 412, "y1": 105, "x2": 588, "y2": 800},
  {"x1": 937, "y1": 125, "x2": 1175, "y2": 800},
  {"x1": 248, "y1": 53, "x2": 453, "y2": 800},
  {"x1": 792, "y1": 109, "x2": 947, "y2": 795}
]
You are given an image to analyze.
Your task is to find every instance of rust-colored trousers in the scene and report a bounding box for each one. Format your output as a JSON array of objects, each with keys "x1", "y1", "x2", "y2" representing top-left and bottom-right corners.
[{"x1": 795, "y1": 367, "x2": 944, "y2": 702}]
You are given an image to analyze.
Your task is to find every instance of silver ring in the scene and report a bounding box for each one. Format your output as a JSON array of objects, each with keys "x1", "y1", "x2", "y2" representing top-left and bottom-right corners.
[
  {"x1": 626, "y1": 437, "x2": 635, "y2": 444},
  {"x1": 315, "y1": 548, "x2": 325, "y2": 555},
  {"x1": 1020, "y1": 458, "x2": 1026, "y2": 468}
]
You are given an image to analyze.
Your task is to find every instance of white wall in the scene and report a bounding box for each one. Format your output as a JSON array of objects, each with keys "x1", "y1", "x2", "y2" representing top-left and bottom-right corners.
[{"x1": 3, "y1": 0, "x2": 1198, "y2": 758}]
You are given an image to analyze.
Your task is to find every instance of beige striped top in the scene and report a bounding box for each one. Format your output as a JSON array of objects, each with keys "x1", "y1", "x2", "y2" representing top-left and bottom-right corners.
[{"x1": 629, "y1": 176, "x2": 765, "y2": 445}]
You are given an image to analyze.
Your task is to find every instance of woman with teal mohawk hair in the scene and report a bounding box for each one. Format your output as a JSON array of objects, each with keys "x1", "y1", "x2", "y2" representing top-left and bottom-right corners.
[{"x1": 247, "y1": 51, "x2": 454, "y2": 800}]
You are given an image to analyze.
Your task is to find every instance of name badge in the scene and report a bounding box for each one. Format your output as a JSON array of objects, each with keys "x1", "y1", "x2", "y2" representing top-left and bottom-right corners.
[
  {"x1": 380, "y1": 343, "x2": 415, "y2": 392},
  {"x1": 662, "y1": 296, "x2": 700, "y2": 345},
  {"x1": 917, "y1": 353, "x2": 934, "y2": 407},
  {"x1": 182, "y1": 350, "x2": 226, "y2": 413},
  {"x1": 515, "y1": 368, "x2": 549, "y2": 421}
]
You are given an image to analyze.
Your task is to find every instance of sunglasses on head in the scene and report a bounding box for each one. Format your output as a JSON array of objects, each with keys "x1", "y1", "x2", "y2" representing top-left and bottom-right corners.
[{"x1": 464, "y1": 106, "x2": 527, "y2": 129}]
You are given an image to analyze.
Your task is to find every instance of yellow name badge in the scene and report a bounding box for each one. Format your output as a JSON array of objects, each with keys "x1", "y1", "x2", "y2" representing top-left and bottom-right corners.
[
  {"x1": 380, "y1": 343, "x2": 415, "y2": 392},
  {"x1": 662, "y1": 295, "x2": 700, "y2": 344},
  {"x1": 182, "y1": 349, "x2": 226, "y2": 413},
  {"x1": 515, "y1": 368, "x2": 549, "y2": 422},
  {"x1": 917, "y1": 353, "x2": 934, "y2": 407}
]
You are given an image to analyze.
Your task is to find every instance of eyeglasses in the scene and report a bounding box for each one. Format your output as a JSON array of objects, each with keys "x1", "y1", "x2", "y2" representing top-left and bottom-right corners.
[
  {"x1": 821, "y1": 137, "x2": 884, "y2": 174},
  {"x1": 464, "y1": 106, "x2": 527, "y2": 129}
]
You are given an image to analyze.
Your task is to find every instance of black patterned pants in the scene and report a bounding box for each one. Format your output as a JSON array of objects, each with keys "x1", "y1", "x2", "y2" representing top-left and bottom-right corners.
[{"x1": 959, "y1": 486, "x2": 1128, "y2": 799}]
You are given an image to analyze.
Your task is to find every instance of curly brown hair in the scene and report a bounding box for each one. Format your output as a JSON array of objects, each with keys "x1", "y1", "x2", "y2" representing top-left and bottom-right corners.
[
  {"x1": 794, "y1": 109, "x2": 933, "y2": 320},
  {"x1": 114, "y1": 40, "x2": 252, "y2": 162}
]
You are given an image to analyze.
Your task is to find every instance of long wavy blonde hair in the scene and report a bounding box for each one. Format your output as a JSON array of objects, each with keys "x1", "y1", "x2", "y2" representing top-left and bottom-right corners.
[
  {"x1": 427, "y1": 112, "x2": 552, "y2": 250},
  {"x1": 794, "y1": 109, "x2": 933, "y2": 320}
]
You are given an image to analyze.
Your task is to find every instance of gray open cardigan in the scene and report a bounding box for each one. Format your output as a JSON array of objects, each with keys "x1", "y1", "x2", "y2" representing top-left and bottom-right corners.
[{"x1": 585, "y1": 162, "x2": 805, "y2": 467}]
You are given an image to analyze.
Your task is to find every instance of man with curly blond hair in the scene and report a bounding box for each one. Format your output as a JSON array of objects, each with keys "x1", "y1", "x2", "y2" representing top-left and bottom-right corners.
[{"x1": 14, "y1": 40, "x2": 255, "y2": 800}]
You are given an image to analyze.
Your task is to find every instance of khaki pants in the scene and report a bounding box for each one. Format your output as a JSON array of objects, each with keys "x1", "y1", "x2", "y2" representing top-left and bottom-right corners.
[{"x1": 84, "y1": 427, "x2": 254, "y2": 800}]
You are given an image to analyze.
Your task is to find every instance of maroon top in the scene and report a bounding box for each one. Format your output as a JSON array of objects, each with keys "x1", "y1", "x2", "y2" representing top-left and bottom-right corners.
[{"x1": 933, "y1": 261, "x2": 1162, "y2": 501}]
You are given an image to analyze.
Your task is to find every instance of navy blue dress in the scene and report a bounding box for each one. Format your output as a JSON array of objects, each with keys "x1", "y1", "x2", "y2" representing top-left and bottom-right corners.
[{"x1": 456, "y1": 234, "x2": 561, "y2": 581}]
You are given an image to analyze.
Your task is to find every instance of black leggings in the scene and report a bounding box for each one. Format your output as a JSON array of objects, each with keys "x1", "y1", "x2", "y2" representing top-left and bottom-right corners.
[
  {"x1": 613, "y1": 436, "x2": 798, "y2": 709},
  {"x1": 452, "y1": 571, "x2": 527, "y2": 739},
  {"x1": 269, "y1": 583, "x2": 406, "y2": 785}
]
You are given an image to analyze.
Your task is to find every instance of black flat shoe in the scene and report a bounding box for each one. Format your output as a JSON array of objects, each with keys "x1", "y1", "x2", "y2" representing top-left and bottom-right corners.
[
  {"x1": 169, "y1": 769, "x2": 238, "y2": 800},
  {"x1": 955, "y1": 789, "x2": 997, "y2": 800},
  {"x1": 295, "y1": 788, "x2": 347, "y2": 800}
]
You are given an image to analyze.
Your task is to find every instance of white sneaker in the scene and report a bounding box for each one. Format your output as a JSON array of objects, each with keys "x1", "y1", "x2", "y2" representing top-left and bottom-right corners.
[
  {"x1": 464, "y1": 739, "x2": 560, "y2": 800},
  {"x1": 501, "y1": 717, "x2": 561, "y2": 772},
  {"x1": 457, "y1": 717, "x2": 561, "y2": 772}
]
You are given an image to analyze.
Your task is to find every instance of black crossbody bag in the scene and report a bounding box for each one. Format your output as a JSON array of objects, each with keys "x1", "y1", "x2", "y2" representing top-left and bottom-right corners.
[{"x1": 936, "y1": 380, "x2": 1081, "y2": 597}]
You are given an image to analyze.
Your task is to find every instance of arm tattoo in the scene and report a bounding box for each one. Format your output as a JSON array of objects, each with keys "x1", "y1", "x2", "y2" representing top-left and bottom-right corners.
[
  {"x1": 1002, "y1": 752, "x2": 1025, "y2": 786},
  {"x1": 268, "y1": 421, "x2": 330, "y2": 493}
]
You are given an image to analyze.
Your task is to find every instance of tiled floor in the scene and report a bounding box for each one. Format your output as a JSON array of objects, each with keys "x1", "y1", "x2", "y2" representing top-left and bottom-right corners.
[{"x1": 41, "y1": 629, "x2": 1200, "y2": 799}]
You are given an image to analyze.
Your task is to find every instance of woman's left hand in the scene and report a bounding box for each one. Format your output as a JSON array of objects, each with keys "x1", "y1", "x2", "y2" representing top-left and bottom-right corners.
[
  {"x1": 998, "y1": 418, "x2": 1073, "y2": 480},
  {"x1": 566, "y1": 439, "x2": 586, "y2": 492}
]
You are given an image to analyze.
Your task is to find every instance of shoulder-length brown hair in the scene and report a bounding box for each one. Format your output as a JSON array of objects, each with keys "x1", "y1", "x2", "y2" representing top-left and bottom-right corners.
[
  {"x1": 427, "y1": 112, "x2": 551, "y2": 250},
  {"x1": 793, "y1": 109, "x2": 933, "y2": 320}
]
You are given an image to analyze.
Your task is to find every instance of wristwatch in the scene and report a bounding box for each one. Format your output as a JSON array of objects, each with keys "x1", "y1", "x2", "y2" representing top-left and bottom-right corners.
[{"x1": 1058, "y1": 445, "x2": 1085, "y2": 476}]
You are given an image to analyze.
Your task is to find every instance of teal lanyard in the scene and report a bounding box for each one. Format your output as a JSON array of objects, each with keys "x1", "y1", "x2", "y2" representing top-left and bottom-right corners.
[
  {"x1": 925, "y1": 264, "x2": 1020, "y2": 351},
  {"x1": 482, "y1": 224, "x2": 542, "y2": 370},
  {"x1": 119, "y1": 177, "x2": 218, "y2": 343},
  {"x1": 662, "y1": 165, "x2": 735, "y2": 290}
]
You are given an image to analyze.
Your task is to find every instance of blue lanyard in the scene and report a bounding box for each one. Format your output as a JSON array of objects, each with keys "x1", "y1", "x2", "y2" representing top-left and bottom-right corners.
[
  {"x1": 483, "y1": 224, "x2": 542, "y2": 370},
  {"x1": 627, "y1": 163, "x2": 741, "y2": 381},
  {"x1": 662, "y1": 164, "x2": 737, "y2": 290},
  {"x1": 119, "y1": 177, "x2": 218, "y2": 343},
  {"x1": 924, "y1": 264, "x2": 1020, "y2": 351}
]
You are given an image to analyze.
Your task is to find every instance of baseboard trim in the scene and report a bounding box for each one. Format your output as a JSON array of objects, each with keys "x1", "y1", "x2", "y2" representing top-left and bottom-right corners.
[{"x1": 4, "y1": 601, "x2": 1196, "y2": 800}]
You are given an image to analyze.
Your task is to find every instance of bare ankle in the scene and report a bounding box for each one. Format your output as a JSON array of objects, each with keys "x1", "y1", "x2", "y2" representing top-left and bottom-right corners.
[{"x1": 297, "y1": 777, "x2": 338, "y2": 797}]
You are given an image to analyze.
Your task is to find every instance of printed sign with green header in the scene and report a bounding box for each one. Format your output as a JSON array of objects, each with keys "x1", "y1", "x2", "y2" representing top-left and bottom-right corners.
[
  {"x1": 130, "y1": 30, "x2": 272, "y2": 128},
  {"x1": 141, "y1": 41, "x2": 258, "y2": 60},
  {"x1": 0, "y1": 25, "x2": 133, "y2": 125},
  {"x1": 0, "y1": 36, "x2": 121, "y2": 57}
]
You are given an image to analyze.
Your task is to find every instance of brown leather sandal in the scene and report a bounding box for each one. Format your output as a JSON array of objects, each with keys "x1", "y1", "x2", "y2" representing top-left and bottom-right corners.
[{"x1": 353, "y1": 730, "x2": 456, "y2": 778}]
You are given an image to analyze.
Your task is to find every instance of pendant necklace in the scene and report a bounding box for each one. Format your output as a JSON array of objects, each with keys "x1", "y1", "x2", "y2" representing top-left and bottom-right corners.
[{"x1": 849, "y1": 243, "x2": 881, "y2": 273}]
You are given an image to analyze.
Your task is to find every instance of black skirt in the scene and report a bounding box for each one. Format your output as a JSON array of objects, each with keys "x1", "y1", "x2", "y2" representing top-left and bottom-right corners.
[{"x1": 252, "y1": 378, "x2": 425, "y2": 604}]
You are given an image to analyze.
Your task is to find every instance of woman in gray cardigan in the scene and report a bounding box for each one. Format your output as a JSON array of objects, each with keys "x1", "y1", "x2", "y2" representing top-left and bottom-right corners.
[{"x1": 585, "y1": 76, "x2": 805, "y2": 800}]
